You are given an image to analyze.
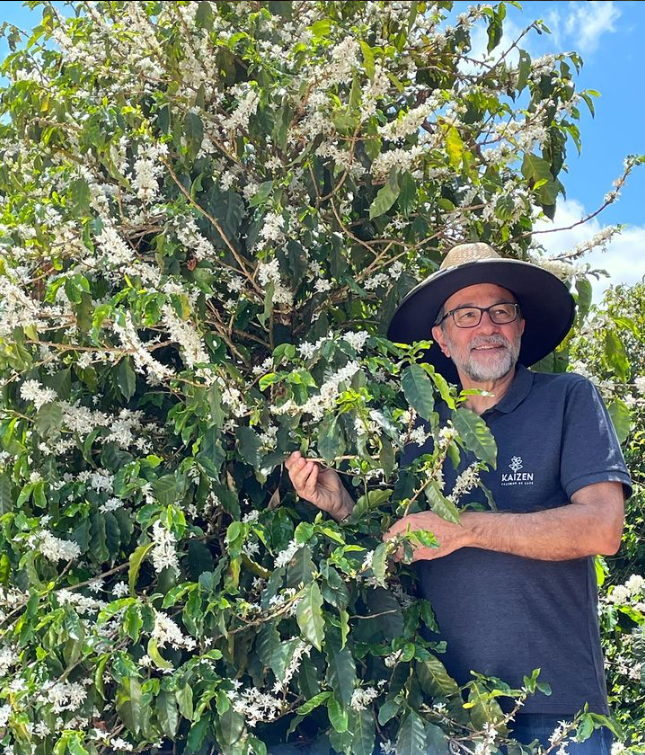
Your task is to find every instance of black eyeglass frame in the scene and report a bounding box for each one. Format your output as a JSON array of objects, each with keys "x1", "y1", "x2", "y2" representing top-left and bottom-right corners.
[{"x1": 437, "y1": 302, "x2": 521, "y2": 329}]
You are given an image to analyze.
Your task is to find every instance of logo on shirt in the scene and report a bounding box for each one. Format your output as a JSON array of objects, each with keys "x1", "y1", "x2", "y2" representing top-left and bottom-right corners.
[{"x1": 501, "y1": 456, "x2": 534, "y2": 486}]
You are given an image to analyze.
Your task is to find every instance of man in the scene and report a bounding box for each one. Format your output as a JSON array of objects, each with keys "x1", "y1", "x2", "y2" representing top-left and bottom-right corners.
[{"x1": 286, "y1": 243, "x2": 631, "y2": 752}]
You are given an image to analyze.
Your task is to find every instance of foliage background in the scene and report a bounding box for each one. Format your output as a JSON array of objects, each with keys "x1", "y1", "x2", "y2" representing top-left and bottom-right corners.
[{"x1": 0, "y1": 2, "x2": 642, "y2": 754}]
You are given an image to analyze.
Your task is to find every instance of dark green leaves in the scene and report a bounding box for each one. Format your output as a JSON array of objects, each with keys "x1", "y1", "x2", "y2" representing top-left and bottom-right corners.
[
  {"x1": 0, "y1": 474, "x2": 12, "y2": 516},
  {"x1": 369, "y1": 171, "x2": 400, "y2": 220},
  {"x1": 396, "y1": 711, "x2": 427, "y2": 755},
  {"x1": 184, "y1": 112, "x2": 204, "y2": 161},
  {"x1": 317, "y1": 415, "x2": 346, "y2": 464},
  {"x1": 608, "y1": 398, "x2": 631, "y2": 444},
  {"x1": 326, "y1": 633, "x2": 356, "y2": 707},
  {"x1": 237, "y1": 426, "x2": 263, "y2": 468},
  {"x1": 296, "y1": 582, "x2": 325, "y2": 651},
  {"x1": 402, "y1": 364, "x2": 435, "y2": 420},
  {"x1": 453, "y1": 408, "x2": 497, "y2": 467},
  {"x1": 116, "y1": 358, "x2": 137, "y2": 401},
  {"x1": 425, "y1": 481, "x2": 460, "y2": 524}
]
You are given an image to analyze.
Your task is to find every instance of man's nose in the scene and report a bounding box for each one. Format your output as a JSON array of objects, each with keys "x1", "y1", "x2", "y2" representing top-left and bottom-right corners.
[{"x1": 475, "y1": 310, "x2": 501, "y2": 332}]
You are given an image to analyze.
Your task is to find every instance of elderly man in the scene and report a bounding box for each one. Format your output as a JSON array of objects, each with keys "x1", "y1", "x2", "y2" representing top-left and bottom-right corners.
[{"x1": 287, "y1": 243, "x2": 631, "y2": 752}]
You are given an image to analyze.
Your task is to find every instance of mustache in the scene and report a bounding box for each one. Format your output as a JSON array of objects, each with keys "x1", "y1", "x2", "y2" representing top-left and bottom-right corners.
[{"x1": 469, "y1": 334, "x2": 510, "y2": 351}]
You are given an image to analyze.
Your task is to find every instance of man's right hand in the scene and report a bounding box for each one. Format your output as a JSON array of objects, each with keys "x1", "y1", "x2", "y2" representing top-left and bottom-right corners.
[{"x1": 285, "y1": 451, "x2": 354, "y2": 522}]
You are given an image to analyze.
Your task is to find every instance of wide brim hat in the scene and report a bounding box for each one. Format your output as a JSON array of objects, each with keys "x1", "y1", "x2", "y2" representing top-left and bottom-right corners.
[{"x1": 387, "y1": 243, "x2": 576, "y2": 383}]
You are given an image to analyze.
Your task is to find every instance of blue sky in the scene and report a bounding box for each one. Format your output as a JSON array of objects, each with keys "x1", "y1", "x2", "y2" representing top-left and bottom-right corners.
[{"x1": 1, "y1": 1, "x2": 643, "y2": 300}]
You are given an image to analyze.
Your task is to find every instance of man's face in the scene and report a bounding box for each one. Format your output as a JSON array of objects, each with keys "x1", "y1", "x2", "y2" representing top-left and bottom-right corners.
[{"x1": 431, "y1": 283, "x2": 525, "y2": 383}]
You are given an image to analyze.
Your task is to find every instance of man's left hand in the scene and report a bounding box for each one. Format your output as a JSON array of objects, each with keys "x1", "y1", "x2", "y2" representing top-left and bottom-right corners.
[{"x1": 383, "y1": 511, "x2": 470, "y2": 562}]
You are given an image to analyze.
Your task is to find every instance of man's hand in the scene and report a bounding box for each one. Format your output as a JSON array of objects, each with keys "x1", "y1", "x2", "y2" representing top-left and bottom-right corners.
[
  {"x1": 285, "y1": 451, "x2": 354, "y2": 522},
  {"x1": 382, "y1": 481, "x2": 625, "y2": 563},
  {"x1": 383, "y1": 511, "x2": 470, "y2": 562}
]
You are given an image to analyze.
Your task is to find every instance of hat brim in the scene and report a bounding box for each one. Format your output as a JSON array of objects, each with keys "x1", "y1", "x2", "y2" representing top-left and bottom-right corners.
[{"x1": 386, "y1": 259, "x2": 576, "y2": 384}]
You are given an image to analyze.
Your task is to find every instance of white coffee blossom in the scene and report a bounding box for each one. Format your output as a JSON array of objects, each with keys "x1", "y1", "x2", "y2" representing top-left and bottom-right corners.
[
  {"x1": 112, "y1": 581, "x2": 129, "y2": 598},
  {"x1": 152, "y1": 609, "x2": 196, "y2": 650},
  {"x1": 151, "y1": 520, "x2": 180, "y2": 575},
  {"x1": 350, "y1": 686, "x2": 379, "y2": 711},
  {"x1": 626, "y1": 574, "x2": 645, "y2": 595},
  {"x1": 274, "y1": 539, "x2": 301, "y2": 569},
  {"x1": 447, "y1": 463, "x2": 480, "y2": 503},
  {"x1": 38, "y1": 530, "x2": 82, "y2": 563},
  {"x1": 230, "y1": 685, "x2": 284, "y2": 728},
  {"x1": 162, "y1": 304, "x2": 209, "y2": 369},
  {"x1": 20, "y1": 380, "x2": 57, "y2": 410},
  {"x1": 257, "y1": 258, "x2": 293, "y2": 306},
  {"x1": 342, "y1": 331, "x2": 369, "y2": 352}
]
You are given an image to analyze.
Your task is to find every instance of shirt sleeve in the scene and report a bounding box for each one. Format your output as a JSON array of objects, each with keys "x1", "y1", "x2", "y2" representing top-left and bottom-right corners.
[{"x1": 560, "y1": 376, "x2": 632, "y2": 500}]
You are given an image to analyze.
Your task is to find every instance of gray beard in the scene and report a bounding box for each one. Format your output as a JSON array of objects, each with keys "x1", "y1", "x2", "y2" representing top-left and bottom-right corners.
[{"x1": 447, "y1": 333, "x2": 521, "y2": 382}]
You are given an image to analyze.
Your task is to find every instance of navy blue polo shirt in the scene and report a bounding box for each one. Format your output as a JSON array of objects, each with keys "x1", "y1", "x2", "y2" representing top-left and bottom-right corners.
[{"x1": 404, "y1": 365, "x2": 632, "y2": 714}]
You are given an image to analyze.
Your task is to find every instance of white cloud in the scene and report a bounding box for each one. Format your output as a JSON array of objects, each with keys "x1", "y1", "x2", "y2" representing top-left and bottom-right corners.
[
  {"x1": 563, "y1": 1, "x2": 621, "y2": 54},
  {"x1": 535, "y1": 198, "x2": 645, "y2": 302}
]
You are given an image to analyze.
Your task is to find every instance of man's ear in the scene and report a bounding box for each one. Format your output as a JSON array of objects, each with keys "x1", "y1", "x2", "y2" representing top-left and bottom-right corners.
[{"x1": 432, "y1": 325, "x2": 450, "y2": 357}]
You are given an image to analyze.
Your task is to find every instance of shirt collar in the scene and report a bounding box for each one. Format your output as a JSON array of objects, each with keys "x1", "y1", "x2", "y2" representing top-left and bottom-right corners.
[{"x1": 481, "y1": 364, "x2": 534, "y2": 417}]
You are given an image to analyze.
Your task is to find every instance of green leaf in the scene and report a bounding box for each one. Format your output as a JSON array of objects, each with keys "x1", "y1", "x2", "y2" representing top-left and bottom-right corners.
[
  {"x1": 378, "y1": 699, "x2": 400, "y2": 726},
  {"x1": 116, "y1": 357, "x2": 137, "y2": 400},
  {"x1": 371, "y1": 542, "x2": 389, "y2": 587},
  {"x1": 195, "y1": 0, "x2": 214, "y2": 29},
  {"x1": 215, "y1": 706, "x2": 244, "y2": 747},
  {"x1": 176, "y1": 683, "x2": 194, "y2": 720},
  {"x1": 425, "y1": 481, "x2": 460, "y2": 524},
  {"x1": 445, "y1": 126, "x2": 464, "y2": 170},
  {"x1": 296, "y1": 691, "x2": 331, "y2": 716},
  {"x1": 296, "y1": 581, "x2": 325, "y2": 651},
  {"x1": 604, "y1": 330, "x2": 630, "y2": 381},
  {"x1": 466, "y1": 682, "x2": 505, "y2": 730},
  {"x1": 184, "y1": 111, "x2": 204, "y2": 160},
  {"x1": 129, "y1": 542, "x2": 153, "y2": 595},
  {"x1": 429, "y1": 369, "x2": 456, "y2": 409},
  {"x1": 326, "y1": 633, "x2": 356, "y2": 707},
  {"x1": 522, "y1": 153, "x2": 561, "y2": 205},
  {"x1": 575, "y1": 277, "x2": 593, "y2": 321},
  {"x1": 147, "y1": 638, "x2": 173, "y2": 670},
  {"x1": 425, "y1": 723, "x2": 451, "y2": 754},
  {"x1": 351, "y1": 707, "x2": 375, "y2": 755},
  {"x1": 327, "y1": 695, "x2": 348, "y2": 733},
  {"x1": 157, "y1": 690, "x2": 180, "y2": 739},
  {"x1": 402, "y1": 364, "x2": 435, "y2": 420},
  {"x1": 398, "y1": 171, "x2": 417, "y2": 216},
  {"x1": 116, "y1": 677, "x2": 143, "y2": 735},
  {"x1": 396, "y1": 711, "x2": 427, "y2": 755},
  {"x1": 608, "y1": 398, "x2": 631, "y2": 445},
  {"x1": 369, "y1": 171, "x2": 400, "y2": 220},
  {"x1": 348, "y1": 489, "x2": 392, "y2": 523},
  {"x1": 152, "y1": 475, "x2": 178, "y2": 506},
  {"x1": 237, "y1": 426, "x2": 263, "y2": 469},
  {"x1": 207, "y1": 383, "x2": 226, "y2": 426},
  {"x1": 453, "y1": 408, "x2": 497, "y2": 467},
  {"x1": 417, "y1": 656, "x2": 461, "y2": 698},
  {"x1": 360, "y1": 41, "x2": 375, "y2": 80},
  {"x1": 517, "y1": 49, "x2": 531, "y2": 92},
  {"x1": 310, "y1": 18, "x2": 331, "y2": 36},
  {"x1": 197, "y1": 426, "x2": 225, "y2": 477},
  {"x1": 0, "y1": 474, "x2": 13, "y2": 516},
  {"x1": 317, "y1": 415, "x2": 346, "y2": 464},
  {"x1": 35, "y1": 402, "x2": 62, "y2": 438},
  {"x1": 187, "y1": 715, "x2": 211, "y2": 753}
]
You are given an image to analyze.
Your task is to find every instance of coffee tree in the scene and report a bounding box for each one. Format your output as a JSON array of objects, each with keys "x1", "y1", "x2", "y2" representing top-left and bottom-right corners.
[{"x1": 0, "y1": 2, "x2": 633, "y2": 754}]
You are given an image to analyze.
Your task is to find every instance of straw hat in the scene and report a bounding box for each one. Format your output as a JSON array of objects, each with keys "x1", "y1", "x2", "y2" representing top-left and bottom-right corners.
[{"x1": 387, "y1": 243, "x2": 576, "y2": 383}]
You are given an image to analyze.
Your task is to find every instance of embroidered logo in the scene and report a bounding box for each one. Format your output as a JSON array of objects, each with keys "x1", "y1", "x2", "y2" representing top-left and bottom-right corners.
[{"x1": 501, "y1": 456, "x2": 534, "y2": 486}]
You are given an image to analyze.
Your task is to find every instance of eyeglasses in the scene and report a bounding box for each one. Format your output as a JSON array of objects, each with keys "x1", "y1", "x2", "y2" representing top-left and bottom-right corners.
[{"x1": 437, "y1": 302, "x2": 520, "y2": 329}]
